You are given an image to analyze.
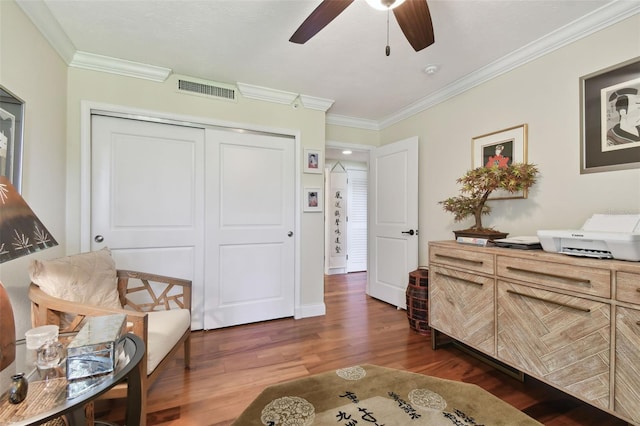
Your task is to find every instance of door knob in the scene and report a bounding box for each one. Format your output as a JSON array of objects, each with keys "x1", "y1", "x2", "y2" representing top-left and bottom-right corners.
[
  {"x1": 94, "y1": 235, "x2": 104, "y2": 243},
  {"x1": 401, "y1": 230, "x2": 415, "y2": 236},
  {"x1": 288, "y1": 231, "x2": 294, "y2": 237}
]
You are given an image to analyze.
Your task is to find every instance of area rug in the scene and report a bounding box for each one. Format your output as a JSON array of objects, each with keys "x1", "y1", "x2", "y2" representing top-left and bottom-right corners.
[{"x1": 233, "y1": 364, "x2": 542, "y2": 425}]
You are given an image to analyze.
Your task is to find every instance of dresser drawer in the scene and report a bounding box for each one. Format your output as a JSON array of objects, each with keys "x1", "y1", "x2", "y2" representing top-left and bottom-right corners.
[
  {"x1": 429, "y1": 244, "x2": 494, "y2": 275},
  {"x1": 497, "y1": 280, "x2": 611, "y2": 409},
  {"x1": 429, "y1": 265, "x2": 495, "y2": 355},
  {"x1": 614, "y1": 305, "x2": 640, "y2": 423},
  {"x1": 496, "y1": 255, "x2": 610, "y2": 298},
  {"x1": 616, "y1": 271, "x2": 640, "y2": 305}
]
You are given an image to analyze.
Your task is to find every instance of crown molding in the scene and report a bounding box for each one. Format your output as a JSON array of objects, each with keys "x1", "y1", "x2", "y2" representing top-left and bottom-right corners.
[
  {"x1": 300, "y1": 95, "x2": 335, "y2": 112},
  {"x1": 16, "y1": 0, "x2": 76, "y2": 64},
  {"x1": 70, "y1": 51, "x2": 172, "y2": 82},
  {"x1": 237, "y1": 82, "x2": 298, "y2": 105},
  {"x1": 326, "y1": 114, "x2": 381, "y2": 131},
  {"x1": 377, "y1": 0, "x2": 640, "y2": 129}
]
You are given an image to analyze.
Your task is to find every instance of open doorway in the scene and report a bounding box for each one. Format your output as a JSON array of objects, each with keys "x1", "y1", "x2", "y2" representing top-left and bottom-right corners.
[{"x1": 324, "y1": 145, "x2": 371, "y2": 275}]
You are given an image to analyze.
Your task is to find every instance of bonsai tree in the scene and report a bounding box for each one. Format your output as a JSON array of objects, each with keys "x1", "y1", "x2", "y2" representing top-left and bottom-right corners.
[{"x1": 439, "y1": 163, "x2": 539, "y2": 234}]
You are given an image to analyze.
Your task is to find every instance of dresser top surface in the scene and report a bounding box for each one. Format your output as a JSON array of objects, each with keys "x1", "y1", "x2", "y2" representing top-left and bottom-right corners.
[{"x1": 429, "y1": 240, "x2": 640, "y2": 272}]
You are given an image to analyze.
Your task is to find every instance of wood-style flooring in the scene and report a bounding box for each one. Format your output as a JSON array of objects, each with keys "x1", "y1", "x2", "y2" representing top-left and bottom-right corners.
[{"x1": 99, "y1": 272, "x2": 627, "y2": 425}]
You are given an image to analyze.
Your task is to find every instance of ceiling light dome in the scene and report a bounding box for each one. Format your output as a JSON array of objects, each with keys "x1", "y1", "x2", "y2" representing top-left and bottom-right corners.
[{"x1": 365, "y1": 0, "x2": 407, "y2": 11}]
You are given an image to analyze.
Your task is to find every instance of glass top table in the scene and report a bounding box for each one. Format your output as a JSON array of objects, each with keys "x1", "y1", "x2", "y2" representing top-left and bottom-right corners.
[{"x1": 0, "y1": 333, "x2": 144, "y2": 426}]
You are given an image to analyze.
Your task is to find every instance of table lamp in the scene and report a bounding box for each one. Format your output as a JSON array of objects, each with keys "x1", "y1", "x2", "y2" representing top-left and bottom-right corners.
[{"x1": 0, "y1": 175, "x2": 58, "y2": 371}]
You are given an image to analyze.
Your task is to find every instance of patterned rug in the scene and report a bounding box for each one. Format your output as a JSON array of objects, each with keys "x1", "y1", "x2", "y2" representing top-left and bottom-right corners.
[{"x1": 233, "y1": 364, "x2": 542, "y2": 426}]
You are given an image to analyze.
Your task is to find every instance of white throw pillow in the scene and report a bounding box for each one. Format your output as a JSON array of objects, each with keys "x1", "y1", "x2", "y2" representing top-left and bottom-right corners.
[{"x1": 29, "y1": 247, "x2": 122, "y2": 310}]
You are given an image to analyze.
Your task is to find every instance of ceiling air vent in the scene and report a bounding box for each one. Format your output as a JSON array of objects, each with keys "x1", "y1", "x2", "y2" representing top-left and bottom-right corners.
[{"x1": 176, "y1": 77, "x2": 236, "y2": 102}]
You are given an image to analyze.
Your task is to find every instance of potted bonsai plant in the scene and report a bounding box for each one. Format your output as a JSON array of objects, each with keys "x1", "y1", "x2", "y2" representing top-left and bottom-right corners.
[{"x1": 439, "y1": 163, "x2": 539, "y2": 240}]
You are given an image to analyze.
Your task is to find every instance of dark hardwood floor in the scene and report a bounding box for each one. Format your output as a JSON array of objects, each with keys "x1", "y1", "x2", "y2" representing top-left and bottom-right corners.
[{"x1": 99, "y1": 272, "x2": 627, "y2": 425}]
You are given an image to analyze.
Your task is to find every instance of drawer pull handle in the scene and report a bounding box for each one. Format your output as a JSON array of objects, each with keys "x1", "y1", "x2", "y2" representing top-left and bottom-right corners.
[
  {"x1": 435, "y1": 254, "x2": 483, "y2": 265},
  {"x1": 506, "y1": 289, "x2": 591, "y2": 313},
  {"x1": 636, "y1": 288, "x2": 640, "y2": 293},
  {"x1": 436, "y1": 272, "x2": 484, "y2": 287},
  {"x1": 636, "y1": 321, "x2": 640, "y2": 326},
  {"x1": 506, "y1": 266, "x2": 591, "y2": 286}
]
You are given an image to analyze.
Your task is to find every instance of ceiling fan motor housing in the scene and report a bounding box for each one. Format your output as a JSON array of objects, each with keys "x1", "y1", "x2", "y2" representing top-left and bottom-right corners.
[{"x1": 290, "y1": 0, "x2": 434, "y2": 53}]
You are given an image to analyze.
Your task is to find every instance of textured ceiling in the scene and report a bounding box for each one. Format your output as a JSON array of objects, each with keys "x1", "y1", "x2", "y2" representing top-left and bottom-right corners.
[{"x1": 19, "y1": 0, "x2": 639, "y2": 126}]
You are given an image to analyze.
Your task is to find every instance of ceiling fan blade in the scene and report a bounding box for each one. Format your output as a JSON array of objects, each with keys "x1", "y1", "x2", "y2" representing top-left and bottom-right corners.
[
  {"x1": 289, "y1": 0, "x2": 354, "y2": 44},
  {"x1": 393, "y1": 0, "x2": 434, "y2": 52}
]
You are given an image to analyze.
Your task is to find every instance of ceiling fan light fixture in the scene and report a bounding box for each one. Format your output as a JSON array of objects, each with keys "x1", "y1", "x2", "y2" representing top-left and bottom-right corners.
[{"x1": 365, "y1": 0, "x2": 407, "y2": 11}]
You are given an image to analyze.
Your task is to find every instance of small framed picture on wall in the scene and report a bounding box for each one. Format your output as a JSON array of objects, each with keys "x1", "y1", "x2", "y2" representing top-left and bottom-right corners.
[
  {"x1": 303, "y1": 187, "x2": 322, "y2": 212},
  {"x1": 304, "y1": 149, "x2": 322, "y2": 174}
]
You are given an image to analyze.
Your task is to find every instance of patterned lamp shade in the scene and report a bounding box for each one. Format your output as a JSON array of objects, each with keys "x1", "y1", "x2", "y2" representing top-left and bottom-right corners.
[
  {"x1": 0, "y1": 176, "x2": 58, "y2": 264},
  {"x1": 1, "y1": 175, "x2": 58, "y2": 370}
]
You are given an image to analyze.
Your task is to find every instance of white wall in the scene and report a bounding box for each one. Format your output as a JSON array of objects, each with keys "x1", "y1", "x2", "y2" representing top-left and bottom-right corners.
[
  {"x1": 378, "y1": 14, "x2": 640, "y2": 266},
  {"x1": 0, "y1": 1, "x2": 67, "y2": 337}
]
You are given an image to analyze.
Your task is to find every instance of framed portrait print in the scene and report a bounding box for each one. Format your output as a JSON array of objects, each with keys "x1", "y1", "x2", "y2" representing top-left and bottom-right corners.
[
  {"x1": 0, "y1": 86, "x2": 24, "y2": 192},
  {"x1": 304, "y1": 149, "x2": 322, "y2": 174},
  {"x1": 472, "y1": 123, "x2": 528, "y2": 200},
  {"x1": 580, "y1": 57, "x2": 640, "y2": 174},
  {"x1": 303, "y1": 187, "x2": 322, "y2": 212}
]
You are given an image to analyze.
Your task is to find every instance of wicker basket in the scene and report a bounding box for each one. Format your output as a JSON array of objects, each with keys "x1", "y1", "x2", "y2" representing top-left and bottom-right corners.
[{"x1": 406, "y1": 268, "x2": 430, "y2": 335}]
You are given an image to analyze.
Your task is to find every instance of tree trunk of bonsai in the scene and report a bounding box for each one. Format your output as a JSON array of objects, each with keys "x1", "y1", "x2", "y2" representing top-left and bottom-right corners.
[
  {"x1": 472, "y1": 191, "x2": 491, "y2": 230},
  {"x1": 474, "y1": 207, "x2": 483, "y2": 230}
]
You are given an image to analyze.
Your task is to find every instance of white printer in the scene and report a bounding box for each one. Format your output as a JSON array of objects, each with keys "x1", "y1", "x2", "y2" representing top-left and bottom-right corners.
[{"x1": 537, "y1": 214, "x2": 640, "y2": 261}]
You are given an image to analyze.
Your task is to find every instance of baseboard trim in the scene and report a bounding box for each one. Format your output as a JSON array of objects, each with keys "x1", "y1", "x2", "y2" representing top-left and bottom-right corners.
[{"x1": 295, "y1": 303, "x2": 326, "y2": 319}]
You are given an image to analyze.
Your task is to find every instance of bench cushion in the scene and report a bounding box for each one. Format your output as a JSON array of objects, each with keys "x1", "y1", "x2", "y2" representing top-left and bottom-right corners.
[{"x1": 147, "y1": 309, "x2": 190, "y2": 375}]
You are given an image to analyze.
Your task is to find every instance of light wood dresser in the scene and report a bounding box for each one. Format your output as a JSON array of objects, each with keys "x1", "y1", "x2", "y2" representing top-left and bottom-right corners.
[{"x1": 428, "y1": 240, "x2": 640, "y2": 425}]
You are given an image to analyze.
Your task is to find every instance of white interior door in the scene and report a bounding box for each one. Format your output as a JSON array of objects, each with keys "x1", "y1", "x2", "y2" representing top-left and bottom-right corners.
[
  {"x1": 368, "y1": 136, "x2": 419, "y2": 308},
  {"x1": 91, "y1": 115, "x2": 205, "y2": 328},
  {"x1": 204, "y1": 128, "x2": 295, "y2": 329}
]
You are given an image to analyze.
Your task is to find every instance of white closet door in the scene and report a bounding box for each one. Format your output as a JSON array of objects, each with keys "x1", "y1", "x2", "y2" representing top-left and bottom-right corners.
[
  {"x1": 204, "y1": 128, "x2": 295, "y2": 329},
  {"x1": 347, "y1": 169, "x2": 368, "y2": 272},
  {"x1": 91, "y1": 115, "x2": 205, "y2": 328}
]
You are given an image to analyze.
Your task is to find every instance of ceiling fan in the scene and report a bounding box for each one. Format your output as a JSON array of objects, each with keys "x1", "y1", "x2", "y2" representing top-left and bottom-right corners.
[{"x1": 289, "y1": 0, "x2": 434, "y2": 55}]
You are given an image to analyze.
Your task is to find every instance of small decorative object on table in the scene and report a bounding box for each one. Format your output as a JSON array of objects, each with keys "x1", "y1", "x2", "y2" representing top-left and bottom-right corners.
[
  {"x1": 66, "y1": 314, "x2": 127, "y2": 380},
  {"x1": 456, "y1": 236, "x2": 491, "y2": 246},
  {"x1": 36, "y1": 340, "x2": 65, "y2": 370},
  {"x1": 8, "y1": 373, "x2": 28, "y2": 404}
]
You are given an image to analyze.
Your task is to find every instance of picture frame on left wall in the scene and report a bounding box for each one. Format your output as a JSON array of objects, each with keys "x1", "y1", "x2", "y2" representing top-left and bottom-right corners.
[
  {"x1": 304, "y1": 149, "x2": 322, "y2": 174},
  {"x1": 0, "y1": 86, "x2": 24, "y2": 192},
  {"x1": 304, "y1": 187, "x2": 322, "y2": 212}
]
